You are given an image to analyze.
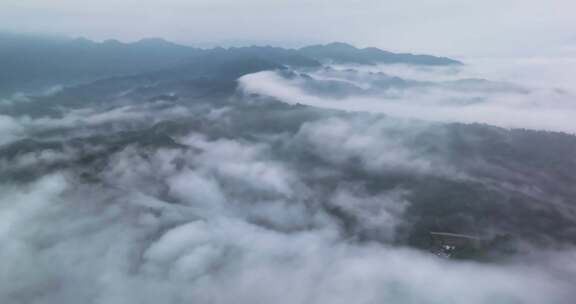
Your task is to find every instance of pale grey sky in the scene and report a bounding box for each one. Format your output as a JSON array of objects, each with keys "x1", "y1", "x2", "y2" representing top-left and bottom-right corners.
[{"x1": 1, "y1": 0, "x2": 575, "y2": 57}]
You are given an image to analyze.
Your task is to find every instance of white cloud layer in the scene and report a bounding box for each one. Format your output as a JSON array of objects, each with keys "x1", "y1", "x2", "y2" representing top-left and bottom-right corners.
[
  {"x1": 1, "y1": 165, "x2": 575, "y2": 303},
  {"x1": 1, "y1": 95, "x2": 576, "y2": 302},
  {"x1": 1, "y1": 44, "x2": 576, "y2": 302},
  {"x1": 239, "y1": 58, "x2": 576, "y2": 133}
]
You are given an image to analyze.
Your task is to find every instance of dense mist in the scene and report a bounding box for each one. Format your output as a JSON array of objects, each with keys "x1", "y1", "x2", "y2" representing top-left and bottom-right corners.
[
  {"x1": 239, "y1": 60, "x2": 576, "y2": 133},
  {"x1": 0, "y1": 33, "x2": 575, "y2": 303}
]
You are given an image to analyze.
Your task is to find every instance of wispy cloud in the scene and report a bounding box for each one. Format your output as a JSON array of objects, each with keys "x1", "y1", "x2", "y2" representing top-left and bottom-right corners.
[{"x1": 239, "y1": 59, "x2": 576, "y2": 133}]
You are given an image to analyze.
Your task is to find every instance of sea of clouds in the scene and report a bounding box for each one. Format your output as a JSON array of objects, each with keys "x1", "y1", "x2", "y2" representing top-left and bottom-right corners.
[
  {"x1": 239, "y1": 57, "x2": 576, "y2": 134},
  {"x1": 1, "y1": 56, "x2": 576, "y2": 303}
]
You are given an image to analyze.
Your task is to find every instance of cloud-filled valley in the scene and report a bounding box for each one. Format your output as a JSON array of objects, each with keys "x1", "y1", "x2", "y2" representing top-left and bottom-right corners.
[
  {"x1": 1, "y1": 34, "x2": 576, "y2": 303},
  {"x1": 239, "y1": 59, "x2": 576, "y2": 133}
]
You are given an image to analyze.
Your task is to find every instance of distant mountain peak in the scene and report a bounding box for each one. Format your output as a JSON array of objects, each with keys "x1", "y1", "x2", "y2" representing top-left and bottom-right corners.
[
  {"x1": 299, "y1": 42, "x2": 357, "y2": 51},
  {"x1": 324, "y1": 42, "x2": 358, "y2": 49},
  {"x1": 102, "y1": 39, "x2": 123, "y2": 46},
  {"x1": 73, "y1": 37, "x2": 92, "y2": 43},
  {"x1": 300, "y1": 41, "x2": 462, "y2": 66},
  {"x1": 134, "y1": 37, "x2": 175, "y2": 47}
]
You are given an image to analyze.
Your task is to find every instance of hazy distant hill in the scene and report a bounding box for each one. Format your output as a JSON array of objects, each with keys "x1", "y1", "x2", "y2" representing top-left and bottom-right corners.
[
  {"x1": 299, "y1": 42, "x2": 462, "y2": 65},
  {"x1": 0, "y1": 33, "x2": 202, "y2": 96},
  {"x1": 0, "y1": 33, "x2": 462, "y2": 97}
]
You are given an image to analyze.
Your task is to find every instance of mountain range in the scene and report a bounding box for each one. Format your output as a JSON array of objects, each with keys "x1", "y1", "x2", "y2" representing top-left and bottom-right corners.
[{"x1": 0, "y1": 32, "x2": 461, "y2": 97}]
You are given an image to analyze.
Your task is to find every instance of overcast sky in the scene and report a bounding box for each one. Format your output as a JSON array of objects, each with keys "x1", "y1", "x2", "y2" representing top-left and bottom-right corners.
[{"x1": 1, "y1": 0, "x2": 575, "y2": 57}]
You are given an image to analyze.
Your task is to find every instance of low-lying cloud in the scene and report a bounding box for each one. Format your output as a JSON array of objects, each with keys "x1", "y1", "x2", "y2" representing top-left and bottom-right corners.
[
  {"x1": 1, "y1": 146, "x2": 575, "y2": 303},
  {"x1": 239, "y1": 58, "x2": 576, "y2": 133},
  {"x1": 1, "y1": 57, "x2": 576, "y2": 303}
]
